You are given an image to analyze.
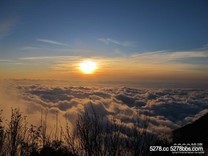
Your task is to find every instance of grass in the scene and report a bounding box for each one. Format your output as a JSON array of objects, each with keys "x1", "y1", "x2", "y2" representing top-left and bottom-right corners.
[{"x1": 0, "y1": 106, "x2": 167, "y2": 156}]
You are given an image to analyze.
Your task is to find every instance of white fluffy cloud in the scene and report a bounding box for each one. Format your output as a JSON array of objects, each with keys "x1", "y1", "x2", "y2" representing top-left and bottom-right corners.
[{"x1": 1, "y1": 80, "x2": 208, "y2": 136}]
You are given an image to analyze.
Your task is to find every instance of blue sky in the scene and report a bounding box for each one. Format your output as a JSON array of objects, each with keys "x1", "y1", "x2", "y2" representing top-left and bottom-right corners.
[{"x1": 0, "y1": 0, "x2": 208, "y2": 82}]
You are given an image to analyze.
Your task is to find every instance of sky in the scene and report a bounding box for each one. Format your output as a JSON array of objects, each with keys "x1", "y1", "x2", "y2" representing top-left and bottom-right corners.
[{"x1": 0, "y1": 0, "x2": 208, "y2": 86}]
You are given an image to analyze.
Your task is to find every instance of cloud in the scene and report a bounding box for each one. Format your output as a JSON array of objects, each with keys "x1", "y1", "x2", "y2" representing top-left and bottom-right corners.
[
  {"x1": 0, "y1": 17, "x2": 16, "y2": 39},
  {"x1": 19, "y1": 55, "x2": 81, "y2": 61},
  {"x1": 21, "y1": 46, "x2": 40, "y2": 50},
  {"x1": 1, "y1": 79, "x2": 208, "y2": 139},
  {"x1": 18, "y1": 55, "x2": 84, "y2": 72},
  {"x1": 0, "y1": 59, "x2": 12, "y2": 62},
  {"x1": 98, "y1": 38, "x2": 135, "y2": 47},
  {"x1": 18, "y1": 55, "x2": 108, "y2": 73},
  {"x1": 130, "y1": 50, "x2": 208, "y2": 64},
  {"x1": 37, "y1": 38, "x2": 69, "y2": 47},
  {"x1": 17, "y1": 49, "x2": 208, "y2": 75},
  {"x1": 5, "y1": 80, "x2": 207, "y2": 137}
]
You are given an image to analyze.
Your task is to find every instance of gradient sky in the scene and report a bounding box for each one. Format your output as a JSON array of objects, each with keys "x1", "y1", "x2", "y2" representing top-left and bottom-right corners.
[{"x1": 0, "y1": 0, "x2": 208, "y2": 85}]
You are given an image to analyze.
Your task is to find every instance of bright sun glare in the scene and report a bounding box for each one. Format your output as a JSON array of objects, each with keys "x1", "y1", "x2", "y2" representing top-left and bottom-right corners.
[{"x1": 79, "y1": 60, "x2": 97, "y2": 74}]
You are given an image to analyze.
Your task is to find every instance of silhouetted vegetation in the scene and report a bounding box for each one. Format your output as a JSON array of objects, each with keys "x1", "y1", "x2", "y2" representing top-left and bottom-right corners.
[{"x1": 0, "y1": 106, "x2": 168, "y2": 156}]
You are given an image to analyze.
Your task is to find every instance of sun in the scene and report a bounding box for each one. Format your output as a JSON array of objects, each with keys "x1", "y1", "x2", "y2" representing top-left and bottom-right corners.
[{"x1": 79, "y1": 60, "x2": 97, "y2": 74}]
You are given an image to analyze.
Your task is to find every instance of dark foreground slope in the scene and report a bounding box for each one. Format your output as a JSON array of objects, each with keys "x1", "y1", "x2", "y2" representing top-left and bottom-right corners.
[{"x1": 173, "y1": 112, "x2": 208, "y2": 147}]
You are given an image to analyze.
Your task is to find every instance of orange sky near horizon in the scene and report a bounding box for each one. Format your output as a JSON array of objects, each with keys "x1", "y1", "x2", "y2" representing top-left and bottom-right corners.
[{"x1": 0, "y1": 56, "x2": 207, "y2": 85}]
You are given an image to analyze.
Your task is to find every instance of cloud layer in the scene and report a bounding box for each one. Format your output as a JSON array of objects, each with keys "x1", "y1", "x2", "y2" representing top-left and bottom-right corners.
[{"x1": 3, "y1": 80, "x2": 206, "y2": 136}]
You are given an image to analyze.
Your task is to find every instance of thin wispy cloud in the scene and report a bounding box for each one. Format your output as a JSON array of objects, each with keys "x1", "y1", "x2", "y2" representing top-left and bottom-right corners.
[
  {"x1": 21, "y1": 46, "x2": 40, "y2": 50},
  {"x1": 203, "y1": 43, "x2": 208, "y2": 49},
  {"x1": 19, "y1": 50, "x2": 208, "y2": 65},
  {"x1": 37, "y1": 38, "x2": 69, "y2": 47},
  {"x1": 0, "y1": 17, "x2": 16, "y2": 39},
  {"x1": 98, "y1": 38, "x2": 135, "y2": 47},
  {"x1": 19, "y1": 55, "x2": 81, "y2": 61},
  {"x1": 131, "y1": 50, "x2": 208, "y2": 64},
  {"x1": 0, "y1": 59, "x2": 12, "y2": 62},
  {"x1": 0, "y1": 59, "x2": 27, "y2": 65}
]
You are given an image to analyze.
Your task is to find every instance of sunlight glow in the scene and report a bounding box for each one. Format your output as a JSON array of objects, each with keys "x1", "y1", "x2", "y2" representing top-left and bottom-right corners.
[{"x1": 79, "y1": 60, "x2": 97, "y2": 74}]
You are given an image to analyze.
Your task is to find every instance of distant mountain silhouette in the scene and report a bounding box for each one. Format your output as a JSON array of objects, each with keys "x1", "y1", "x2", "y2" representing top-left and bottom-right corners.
[{"x1": 173, "y1": 112, "x2": 208, "y2": 147}]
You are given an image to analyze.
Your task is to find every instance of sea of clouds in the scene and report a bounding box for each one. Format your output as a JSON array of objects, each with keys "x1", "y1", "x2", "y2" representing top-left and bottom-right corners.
[{"x1": 0, "y1": 79, "x2": 208, "y2": 136}]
